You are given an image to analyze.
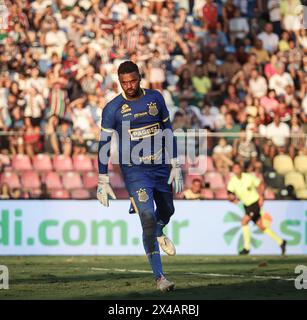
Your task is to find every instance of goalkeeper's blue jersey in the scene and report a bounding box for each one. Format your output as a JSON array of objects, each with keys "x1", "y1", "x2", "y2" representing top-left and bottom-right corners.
[{"x1": 98, "y1": 88, "x2": 177, "y2": 174}]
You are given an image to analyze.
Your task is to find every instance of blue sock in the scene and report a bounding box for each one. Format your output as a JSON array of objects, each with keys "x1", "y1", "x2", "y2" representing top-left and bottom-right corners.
[
  {"x1": 156, "y1": 220, "x2": 165, "y2": 237},
  {"x1": 143, "y1": 233, "x2": 164, "y2": 279}
]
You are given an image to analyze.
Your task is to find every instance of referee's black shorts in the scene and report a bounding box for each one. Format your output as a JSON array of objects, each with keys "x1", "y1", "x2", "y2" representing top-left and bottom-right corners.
[{"x1": 244, "y1": 200, "x2": 261, "y2": 223}]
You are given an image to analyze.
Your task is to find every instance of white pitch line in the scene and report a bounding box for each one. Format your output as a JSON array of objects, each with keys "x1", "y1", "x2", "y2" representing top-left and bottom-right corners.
[
  {"x1": 91, "y1": 267, "x2": 151, "y2": 274},
  {"x1": 90, "y1": 268, "x2": 295, "y2": 282}
]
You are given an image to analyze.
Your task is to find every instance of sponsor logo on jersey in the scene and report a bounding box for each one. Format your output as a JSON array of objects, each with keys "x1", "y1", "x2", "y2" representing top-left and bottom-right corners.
[
  {"x1": 121, "y1": 104, "x2": 131, "y2": 114},
  {"x1": 139, "y1": 148, "x2": 162, "y2": 163},
  {"x1": 128, "y1": 123, "x2": 160, "y2": 140},
  {"x1": 134, "y1": 112, "x2": 148, "y2": 119}
]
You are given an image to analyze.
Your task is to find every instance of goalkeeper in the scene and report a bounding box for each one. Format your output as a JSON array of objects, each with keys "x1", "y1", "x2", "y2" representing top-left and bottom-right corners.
[{"x1": 97, "y1": 61, "x2": 183, "y2": 292}]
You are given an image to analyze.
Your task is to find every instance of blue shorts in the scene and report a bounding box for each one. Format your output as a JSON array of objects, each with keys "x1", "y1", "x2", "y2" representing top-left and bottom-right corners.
[{"x1": 121, "y1": 164, "x2": 173, "y2": 217}]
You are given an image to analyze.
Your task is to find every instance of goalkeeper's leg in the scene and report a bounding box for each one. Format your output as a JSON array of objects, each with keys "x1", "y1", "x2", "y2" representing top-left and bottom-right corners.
[
  {"x1": 154, "y1": 190, "x2": 176, "y2": 256},
  {"x1": 140, "y1": 207, "x2": 164, "y2": 279},
  {"x1": 154, "y1": 191, "x2": 175, "y2": 237}
]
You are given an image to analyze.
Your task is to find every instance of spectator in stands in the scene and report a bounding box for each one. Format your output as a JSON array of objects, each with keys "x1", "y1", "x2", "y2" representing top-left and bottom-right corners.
[
  {"x1": 213, "y1": 137, "x2": 233, "y2": 175},
  {"x1": 257, "y1": 22, "x2": 279, "y2": 54},
  {"x1": 24, "y1": 86, "x2": 45, "y2": 122},
  {"x1": 250, "y1": 39, "x2": 270, "y2": 65},
  {"x1": 233, "y1": 130, "x2": 257, "y2": 168},
  {"x1": 191, "y1": 65, "x2": 212, "y2": 100},
  {"x1": 222, "y1": 0, "x2": 237, "y2": 33},
  {"x1": 0, "y1": 183, "x2": 10, "y2": 200},
  {"x1": 71, "y1": 127, "x2": 87, "y2": 155},
  {"x1": 265, "y1": 114, "x2": 290, "y2": 160},
  {"x1": 264, "y1": 54, "x2": 278, "y2": 79},
  {"x1": 278, "y1": 31, "x2": 291, "y2": 52},
  {"x1": 268, "y1": 0, "x2": 282, "y2": 35},
  {"x1": 202, "y1": 0, "x2": 218, "y2": 31},
  {"x1": 260, "y1": 89, "x2": 279, "y2": 115},
  {"x1": 228, "y1": 8, "x2": 249, "y2": 45},
  {"x1": 248, "y1": 68, "x2": 268, "y2": 99},
  {"x1": 201, "y1": 105, "x2": 216, "y2": 130},
  {"x1": 0, "y1": 0, "x2": 305, "y2": 200},
  {"x1": 181, "y1": 178, "x2": 204, "y2": 200},
  {"x1": 43, "y1": 18, "x2": 68, "y2": 58},
  {"x1": 23, "y1": 117, "x2": 42, "y2": 158},
  {"x1": 44, "y1": 115, "x2": 60, "y2": 155},
  {"x1": 280, "y1": 0, "x2": 302, "y2": 35},
  {"x1": 57, "y1": 118, "x2": 73, "y2": 156},
  {"x1": 10, "y1": 188, "x2": 27, "y2": 199},
  {"x1": 269, "y1": 62, "x2": 294, "y2": 96},
  {"x1": 219, "y1": 113, "x2": 241, "y2": 144},
  {"x1": 148, "y1": 50, "x2": 166, "y2": 91},
  {"x1": 289, "y1": 115, "x2": 305, "y2": 158}
]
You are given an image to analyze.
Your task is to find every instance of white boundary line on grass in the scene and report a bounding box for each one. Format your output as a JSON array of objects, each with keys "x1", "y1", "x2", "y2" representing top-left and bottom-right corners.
[{"x1": 90, "y1": 267, "x2": 295, "y2": 282}]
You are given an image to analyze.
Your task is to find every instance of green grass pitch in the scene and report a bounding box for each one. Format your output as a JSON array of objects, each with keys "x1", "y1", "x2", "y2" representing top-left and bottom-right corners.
[{"x1": 0, "y1": 256, "x2": 306, "y2": 300}]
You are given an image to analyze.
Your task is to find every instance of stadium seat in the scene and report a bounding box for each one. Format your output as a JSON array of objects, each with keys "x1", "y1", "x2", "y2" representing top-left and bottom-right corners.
[
  {"x1": 200, "y1": 188, "x2": 214, "y2": 199},
  {"x1": 285, "y1": 171, "x2": 305, "y2": 191},
  {"x1": 62, "y1": 172, "x2": 83, "y2": 190},
  {"x1": 29, "y1": 189, "x2": 42, "y2": 199},
  {"x1": 43, "y1": 171, "x2": 63, "y2": 190},
  {"x1": 92, "y1": 158, "x2": 98, "y2": 171},
  {"x1": 83, "y1": 171, "x2": 98, "y2": 189},
  {"x1": 214, "y1": 188, "x2": 228, "y2": 199},
  {"x1": 108, "y1": 159, "x2": 114, "y2": 172},
  {"x1": 92, "y1": 158, "x2": 114, "y2": 172},
  {"x1": 294, "y1": 155, "x2": 307, "y2": 174},
  {"x1": 296, "y1": 189, "x2": 307, "y2": 200},
  {"x1": 71, "y1": 189, "x2": 91, "y2": 199},
  {"x1": 260, "y1": 154, "x2": 273, "y2": 171},
  {"x1": 184, "y1": 174, "x2": 203, "y2": 189},
  {"x1": 12, "y1": 154, "x2": 32, "y2": 171},
  {"x1": 178, "y1": 155, "x2": 190, "y2": 172},
  {"x1": 115, "y1": 188, "x2": 129, "y2": 199},
  {"x1": 21, "y1": 172, "x2": 41, "y2": 189},
  {"x1": 53, "y1": 155, "x2": 73, "y2": 172},
  {"x1": 204, "y1": 172, "x2": 225, "y2": 190},
  {"x1": 264, "y1": 171, "x2": 285, "y2": 189},
  {"x1": 73, "y1": 155, "x2": 93, "y2": 172},
  {"x1": 0, "y1": 154, "x2": 10, "y2": 167},
  {"x1": 33, "y1": 154, "x2": 53, "y2": 172},
  {"x1": 223, "y1": 172, "x2": 233, "y2": 186},
  {"x1": 189, "y1": 155, "x2": 215, "y2": 174},
  {"x1": 273, "y1": 155, "x2": 294, "y2": 175},
  {"x1": 0, "y1": 171, "x2": 21, "y2": 189},
  {"x1": 264, "y1": 188, "x2": 276, "y2": 200},
  {"x1": 50, "y1": 189, "x2": 70, "y2": 199},
  {"x1": 109, "y1": 171, "x2": 125, "y2": 188}
]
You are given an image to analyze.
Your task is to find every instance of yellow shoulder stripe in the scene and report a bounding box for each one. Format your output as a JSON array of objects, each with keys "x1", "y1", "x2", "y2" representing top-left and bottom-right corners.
[
  {"x1": 162, "y1": 116, "x2": 170, "y2": 123},
  {"x1": 101, "y1": 126, "x2": 114, "y2": 133}
]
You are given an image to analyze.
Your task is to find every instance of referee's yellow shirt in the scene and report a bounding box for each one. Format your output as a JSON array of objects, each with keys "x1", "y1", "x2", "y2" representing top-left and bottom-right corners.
[{"x1": 227, "y1": 173, "x2": 261, "y2": 206}]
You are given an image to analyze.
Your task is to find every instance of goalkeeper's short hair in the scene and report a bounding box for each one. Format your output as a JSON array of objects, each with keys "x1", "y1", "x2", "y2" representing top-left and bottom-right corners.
[{"x1": 118, "y1": 61, "x2": 140, "y2": 76}]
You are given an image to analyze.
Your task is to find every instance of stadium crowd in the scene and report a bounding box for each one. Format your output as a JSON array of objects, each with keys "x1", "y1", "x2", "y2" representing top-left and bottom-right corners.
[{"x1": 0, "y1": 0, "x2": 307, "y2": 200}]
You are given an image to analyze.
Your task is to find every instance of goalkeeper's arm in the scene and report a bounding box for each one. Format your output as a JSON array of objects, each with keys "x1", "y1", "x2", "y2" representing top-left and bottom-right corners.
[{"x1": 97, "y1": 129, "x2": 116, "y2": 206}]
